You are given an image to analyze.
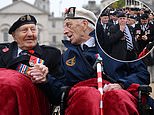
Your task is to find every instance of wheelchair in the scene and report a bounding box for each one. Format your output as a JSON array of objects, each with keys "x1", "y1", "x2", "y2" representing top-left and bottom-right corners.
[
  {"x1": 51, "y1": 85, "x2": 154, "y2": 115},
  {"x1": 51, "y1": 54, "x2": 154, "y2": 115}
]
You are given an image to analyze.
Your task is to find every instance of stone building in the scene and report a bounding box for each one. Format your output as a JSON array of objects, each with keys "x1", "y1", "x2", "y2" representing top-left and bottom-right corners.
[{"x1": 0, "y1": 0, "x2": 65, "y2": 50}]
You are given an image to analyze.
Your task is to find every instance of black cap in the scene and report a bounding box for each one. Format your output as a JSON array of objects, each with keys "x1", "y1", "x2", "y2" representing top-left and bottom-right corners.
[
  {"x1": 128, "y1": 15, "x2": 136, "y2": 20},
  {"x1": 140, "y1": 13, "x2": 149, "y2": 20},
  {"x1": 8, "y1": 14, "x2": 37, "y2": 34},
  {"x1": 100, "y1": 12, "x2": 109, "y2": 17}
]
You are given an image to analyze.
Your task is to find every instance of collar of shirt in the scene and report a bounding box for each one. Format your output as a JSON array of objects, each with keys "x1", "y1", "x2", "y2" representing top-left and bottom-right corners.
[
  {"x1": 81, "y1": 37, "x2": 95, "y2": 50},
  {"x1": 17, "y1": 47, "x2": 23, "y2": 57}
]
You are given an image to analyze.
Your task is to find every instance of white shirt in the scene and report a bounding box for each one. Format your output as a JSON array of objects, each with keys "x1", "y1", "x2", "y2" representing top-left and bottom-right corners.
[{"x1": 81, "y1": 37, "x2": 95, "y2": 50}]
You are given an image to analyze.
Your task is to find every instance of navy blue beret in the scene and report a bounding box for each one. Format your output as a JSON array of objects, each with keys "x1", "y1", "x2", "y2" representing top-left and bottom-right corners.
[
  {"x1": 8, "y1": 14, "x2": 37, "y2": 34},
  {"x1": 117, "y1": 12, "x2": 127, "y2": 18}
]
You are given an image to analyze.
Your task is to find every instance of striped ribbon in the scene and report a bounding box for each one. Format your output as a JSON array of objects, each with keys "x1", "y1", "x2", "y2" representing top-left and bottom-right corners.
[{"x1": 16, "y1": 63, "x2": 31, "y2": 78}]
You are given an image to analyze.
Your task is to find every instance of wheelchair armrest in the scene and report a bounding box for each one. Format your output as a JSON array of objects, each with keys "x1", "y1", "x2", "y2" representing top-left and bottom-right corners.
[
  {"x1": 138, "y1": 85, "x2": 152, "y2": 115},
  {"x1": 60, "y1": 86, "x2": 71, "y2": 115},
  {"x1": 138, "y1": 85, "x2": 152, "y2": 94}
]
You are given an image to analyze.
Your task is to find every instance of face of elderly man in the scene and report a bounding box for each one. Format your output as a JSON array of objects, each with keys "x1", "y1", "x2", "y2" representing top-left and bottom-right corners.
[
  {"x1": 12, "y1": 23, "x2": 37, "y2": 50},
  {"x1": 64, "y1": 19, "x2": 89, "y2": 45}
]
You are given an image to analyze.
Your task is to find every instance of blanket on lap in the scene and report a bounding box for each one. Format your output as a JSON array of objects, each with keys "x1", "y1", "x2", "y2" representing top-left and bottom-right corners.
[{"x1": 0, "y1": 68, "x2": 50, "y2": 115}]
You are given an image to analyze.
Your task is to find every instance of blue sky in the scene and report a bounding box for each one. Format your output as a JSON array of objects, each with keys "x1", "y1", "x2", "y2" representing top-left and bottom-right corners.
[{"x1": 0, "y1": 0, "x2": 102, "y2": 16}]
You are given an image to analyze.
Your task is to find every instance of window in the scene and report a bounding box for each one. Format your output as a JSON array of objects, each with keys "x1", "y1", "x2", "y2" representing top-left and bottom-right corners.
[
  {"x1": 2, "y1": 29, "x2": 8, "y2": 42},
  {"x1": 52, "y1": 21, "x2": 55, "y2": 28},
  {"x1": 52, "y1": 36, "x2": 56, "y2": 43}
]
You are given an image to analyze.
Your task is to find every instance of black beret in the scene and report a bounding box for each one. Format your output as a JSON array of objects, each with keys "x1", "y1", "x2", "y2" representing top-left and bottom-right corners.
[
  {"x1": 8, "y1": 14, "x2": 37, "y2": 34},
  {"x1": 100, "y1": 12, "x2": 109, "y2": 17},
  {"x1": 128, "y1": 15, "x2": 137, "y2": 20},
  {"x1": 140, "y1": 13, "x2": 149, "y2": 20}
]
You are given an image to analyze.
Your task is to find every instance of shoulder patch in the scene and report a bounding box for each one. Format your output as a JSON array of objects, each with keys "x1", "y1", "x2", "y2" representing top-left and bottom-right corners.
[{"x1": 66, "y1": 56, "x2": 76, "y2": 66}]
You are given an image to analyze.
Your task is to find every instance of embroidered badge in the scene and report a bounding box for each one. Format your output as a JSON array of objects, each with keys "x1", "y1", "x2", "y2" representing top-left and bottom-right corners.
[
  {"x1": 66, "y1": 56, "x2": 76, "y2": 66},
  {"x1": 29, "y1": 55, "x2": 44, "y2": 66},
  {"x1": 2, "y1": 47, "x2": 9, "y2": 52}
]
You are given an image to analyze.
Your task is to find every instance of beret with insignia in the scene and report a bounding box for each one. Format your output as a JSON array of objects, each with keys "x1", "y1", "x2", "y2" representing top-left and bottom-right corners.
[
  {"x1": 8, "y1": 14, "x2": 37, "y2": 34},
  {"x1": 64, "y1": 7, "x2": 97, "y2": 26}
]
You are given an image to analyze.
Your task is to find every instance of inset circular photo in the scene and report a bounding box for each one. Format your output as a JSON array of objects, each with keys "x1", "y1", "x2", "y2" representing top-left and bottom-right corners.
[{"x1": 96, "y1": 0, "x2": 154, "y2": 62}]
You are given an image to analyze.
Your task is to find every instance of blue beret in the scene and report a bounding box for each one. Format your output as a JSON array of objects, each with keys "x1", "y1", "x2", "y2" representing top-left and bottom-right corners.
[
  {"x1": 8, "y1": 14, "x2": 37, "y2": 34},
  {"x1": 117, "y1": 12, "x2": 127, "y2": 18}
]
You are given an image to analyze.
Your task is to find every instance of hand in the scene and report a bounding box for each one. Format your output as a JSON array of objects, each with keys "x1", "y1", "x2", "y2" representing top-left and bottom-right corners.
[
  {"x1": 142, "y1": 35, "x2": 148, "y2": 41},
  {"x1": 136, "y1": 35, "x2": 140, "y2": 40},
  {"x1": 119, "y1": 25, "x2": 125, "y2": 32},
  {"x1": 27, "y1": 64, "x2": 48, "y2": 84},
  {"x1": 103, "y1": 83, "x2": 123, "y2": 93}
]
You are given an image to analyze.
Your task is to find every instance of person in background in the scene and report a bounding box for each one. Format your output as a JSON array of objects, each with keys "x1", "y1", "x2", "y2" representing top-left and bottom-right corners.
[{"x1": 104, "y1": 12, "x2": 138, "y2": 61}]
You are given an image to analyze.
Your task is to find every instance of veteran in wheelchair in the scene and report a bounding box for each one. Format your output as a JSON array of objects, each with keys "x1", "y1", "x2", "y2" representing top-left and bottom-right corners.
[
  {"x1": 1, "y1": 8, "x2": 153, "y2": 115},
  {"x1": 0, "y1": 14, "x2": 62, "y2": 115},
  {"x1": 29, "y1": 7, "x2": 154, "y2": 115}
]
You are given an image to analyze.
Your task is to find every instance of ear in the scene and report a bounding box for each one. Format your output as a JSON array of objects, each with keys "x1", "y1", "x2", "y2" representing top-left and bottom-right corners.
[
  {"x1": 82, "y1": 20, "x2": 89, "y2": 31},
  {"x1": 12, "y1": 32, "x2": 17, "y2": 41}
]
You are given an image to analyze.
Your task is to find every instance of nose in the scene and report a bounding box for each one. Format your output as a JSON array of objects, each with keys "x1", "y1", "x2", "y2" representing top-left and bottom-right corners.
[
  {"x1": 27, "y1": 28, "x2": 33, "y2": 36},
  {"x1": 64, "y1": 26, "x2": 69, "y2": 35}
]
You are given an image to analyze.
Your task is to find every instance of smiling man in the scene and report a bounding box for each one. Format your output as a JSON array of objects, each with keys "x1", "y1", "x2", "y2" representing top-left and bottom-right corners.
[{"x1": 0, "y1": 14, "x2": 61, "y2": 82}]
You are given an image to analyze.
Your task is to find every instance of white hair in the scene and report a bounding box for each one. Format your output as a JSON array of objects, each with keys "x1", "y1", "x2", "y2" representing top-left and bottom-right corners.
[{"x1": 77, "y1": 19, "x2": 95, "y2": 29}]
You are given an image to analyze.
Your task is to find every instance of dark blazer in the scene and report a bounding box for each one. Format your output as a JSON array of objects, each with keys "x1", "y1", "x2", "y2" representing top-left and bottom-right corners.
[
  {"x1": 106, "y1": 24, "x2": 138, "y2": 61},
  {"x1": 96, "y1": 22, "x2": 113, "y2": 55}
]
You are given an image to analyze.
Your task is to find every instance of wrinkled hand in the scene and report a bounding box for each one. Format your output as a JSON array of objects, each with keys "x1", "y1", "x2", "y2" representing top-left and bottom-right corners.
[
  {"x1": 103, "y1": 83, "x2": 123, "y2": 93},
  {"x1": 27, "y1": 64, "x2": 48, "y2": 84}
]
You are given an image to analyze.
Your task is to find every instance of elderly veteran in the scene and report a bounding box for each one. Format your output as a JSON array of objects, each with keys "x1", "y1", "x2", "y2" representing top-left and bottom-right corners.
[
  {"x1": 29, "y1": 7, "x2": 150, "y2": 115},
  {"x1": 62, "y1": 7, "x2": 149, "y2": 115},
  {"x1": 0, "y1": 14, "x2": 61, "y2": 115}
]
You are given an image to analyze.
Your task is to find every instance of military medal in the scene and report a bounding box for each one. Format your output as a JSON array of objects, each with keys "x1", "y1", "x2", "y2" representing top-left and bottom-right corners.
[
  {"x1": 29, "y1": 55, "x2": 44, "y2": 66},
  {"x1": 16, "y1": 63, "x2": 31, "y2": 78}
]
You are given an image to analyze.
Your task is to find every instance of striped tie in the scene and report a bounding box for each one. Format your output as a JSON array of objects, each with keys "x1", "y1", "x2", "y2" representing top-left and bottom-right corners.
[{"x1": 124, "y1": 29, "x2": 133, "y2": 51}]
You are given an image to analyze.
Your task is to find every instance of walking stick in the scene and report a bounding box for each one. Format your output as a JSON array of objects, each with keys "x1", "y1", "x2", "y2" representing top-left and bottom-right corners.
[{"x1": 95, "y1": 54, "x2": 103, "y2": 115}]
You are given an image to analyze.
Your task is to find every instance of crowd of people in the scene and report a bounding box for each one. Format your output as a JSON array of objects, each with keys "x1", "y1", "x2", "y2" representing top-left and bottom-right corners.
[
  {"x1": 97, "y1": 7, "x2": 154, "y2": 62},
  {"x1": 0, "y1": 6, "x2": 153, "y2": 115}
]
